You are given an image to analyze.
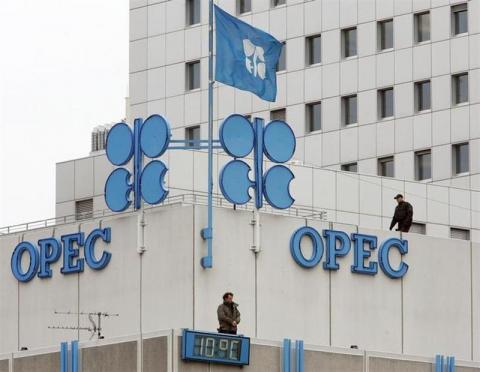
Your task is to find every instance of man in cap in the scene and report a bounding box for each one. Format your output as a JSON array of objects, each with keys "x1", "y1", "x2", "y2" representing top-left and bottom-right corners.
[
  {"x1": 217, "y1": 292, "x2": 241, "y2": 335},
  {"x1": 389, "y1": 194, "x2": 413, "y2": 233}
]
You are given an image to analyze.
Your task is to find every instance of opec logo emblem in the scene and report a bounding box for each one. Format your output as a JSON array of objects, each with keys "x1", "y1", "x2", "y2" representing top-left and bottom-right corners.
[
  {"x1": 219, "y1": 114, "x2": 295, "y2": 209},
  {"x1": 105, "y1": 115, "x2": 171, "y2": 212},
  {"x1": 104, "y1": 113, "x2": 295, "y2": 212},
  {"x1": 243, "y1": 39, "x2": 266, "y2": 80}
]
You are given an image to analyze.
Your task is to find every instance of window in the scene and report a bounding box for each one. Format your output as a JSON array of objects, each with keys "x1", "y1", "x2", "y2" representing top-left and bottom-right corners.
[
  {"x1": 306, "y1": 35, "x2": 321, "y2": 65},
  {"x1": 450, "y1": 227, "x2": 470, "y2": 240},
  {"x1": 453, "y1": 143, "x2": 469, "y2": 175},
  {"x1": 415, "y1": 12, "x2": 430, "y2": 43},
  {"x1": 76, "y1": 199, "x2": 93, "y2": 220},
  {"x1": 378, "y1": 88, "x2": 394, "y2": 119},
  {"x1": 342, "y1": 27, "x2": 357, "y2": 58},
  {"x1": 341, "y1": 163, "x2": 358, "y2": 173},
  {"x1": 415, "y1": 80, "x2": 431, "y2": 112},
  {"x1": 185, "y1": 125, "x2": 201, "y2": 148},
  {"x1": 186, "y1": 61, "x2": 200, "y2": 90},
  {"x1": 270, "y1": 108, "x2": 286, "y2": 121},
  {"x1": 415, "y1": 150, "x2": 431, "y2": 181},
  {"x1": 452, "y1": 3, "x2": 468, "y2": 35},
  {"x1": 453, "y1": 73, "x2": 468, "y2": 104},
  {"x1": 272, "y1": 0, "x2": 286, "y2": 7},
  {"x1": 378, "y1": 157, "x2": 394, "y2": 177},
  {"x1": 410, "y1": 223, "x2": 426, "y2": 235},
  {"x1": 378, "y1": 19, "x2": 393, "y2": 50},
  {"x1": 276, "y1": 42, "x2": 286, "y2": 71},
  {"x1": 306, "y1": 102, "x2": 321, "y2": 133},
  {"x1": 187, "y1": 0, "x2": 201, "y2": 26},
  {"x1": 342, "y1": 95, "x2": 357, "y2": 125},
  {"x1": 237, "y1": 0, "x2": 251, "y2": 14}
]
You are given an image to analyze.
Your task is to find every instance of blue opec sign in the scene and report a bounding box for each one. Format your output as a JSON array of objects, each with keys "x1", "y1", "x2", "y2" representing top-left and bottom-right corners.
[
  {"x1": 290, "y1": 227, "x2": 408, "y2": 279},
  {"x1": 11, "y1": 228, "x2": 112, "y2": 282}
]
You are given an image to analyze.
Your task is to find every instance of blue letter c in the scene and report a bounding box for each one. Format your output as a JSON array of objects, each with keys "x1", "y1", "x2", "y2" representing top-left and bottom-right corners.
[{"x1": 379, "y1": 238, "x2": 409, "y2": 279}]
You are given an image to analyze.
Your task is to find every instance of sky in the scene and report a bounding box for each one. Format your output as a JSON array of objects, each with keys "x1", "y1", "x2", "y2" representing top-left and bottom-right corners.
[{"x1": 0, "y1": 0, "x2": 129, "y2": 227}]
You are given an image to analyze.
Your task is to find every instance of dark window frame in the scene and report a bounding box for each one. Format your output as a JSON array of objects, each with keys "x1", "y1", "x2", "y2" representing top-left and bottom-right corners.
[
  {"x1": 414, "y1": 11, "x2": 430, "y2": 43},
  {"x1": 378, "y1": 87, "x2": 394, "y2": 119},
  {"x1": 306, "y1": 101, "x2": 322, "y2": 133},
  {"x1": 415, "y1": 150, "x2": 432, "y2": 181},
  {"x1": 186, "y1": 0, "x2": 201, "y2": 26},
  {"x1": 453, "y1": 142, "x2": 469, "y2": 175},
  {"x1": 342, "y1": 27, "x2": 357, "y2": 58},
  {"x1": 185, "y1": 125, "x2": 201, "y2": 149},
  {"x1": 341, "y1": 163, "x2": 358, "y2": 173},
  {"x1": 415, "y1": 80, "x2": 431, "y2": 112},
  {"x1": 378, "y1": 156, "x2": 394, "y2": 178},
  {"x1": 378, "y1": 19, "x2": 394, "y2": 50},
  {"x1": 452, "y1": 3, "x2": 468, "y2": 36},
  {"x1": 186, "y1": 60, "x2": 201, "y2": 91},
  {"x1": 342, "y1": 95, "x2": 358, "y2": 126},
  {"x1": 306, "y1": 34, "x2": 322, "y2": 66},
  {"x1": 453, "y1": 73, "x2": 469, "y2": 105},
  {"x1": 237, "y1": 0, "x2": 252, "y2": 14}
]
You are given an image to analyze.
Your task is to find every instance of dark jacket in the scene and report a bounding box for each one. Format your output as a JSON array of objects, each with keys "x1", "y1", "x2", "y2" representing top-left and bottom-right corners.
[
  {"x1": 389, "y1": 201, "x2": 413, "y2": 230},
  {"x1": 217, "y1": 301, "x2": 241, "y2": 332}
]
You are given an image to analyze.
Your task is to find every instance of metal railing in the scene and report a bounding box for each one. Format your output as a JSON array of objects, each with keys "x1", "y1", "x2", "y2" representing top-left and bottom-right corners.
[{"x1": 0, "y1": 193, "x2": 328, "y2": 236}]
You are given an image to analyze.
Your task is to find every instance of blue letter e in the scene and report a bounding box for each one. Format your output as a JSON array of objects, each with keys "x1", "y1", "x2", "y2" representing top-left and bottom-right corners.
[{"x1": 61, "y1": 233, "x2": 85, "y2": 274}]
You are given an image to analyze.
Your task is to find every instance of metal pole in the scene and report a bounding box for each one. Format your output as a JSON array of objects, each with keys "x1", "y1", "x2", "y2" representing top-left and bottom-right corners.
[{"x1": 201, "y1": 0, "x2": 214, "y2": 268}]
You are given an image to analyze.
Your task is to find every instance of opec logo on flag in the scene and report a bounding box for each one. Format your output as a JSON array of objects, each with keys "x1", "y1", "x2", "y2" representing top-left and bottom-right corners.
[{"x1": 215, "y1": 5, "x2": 283, "y2": 102}]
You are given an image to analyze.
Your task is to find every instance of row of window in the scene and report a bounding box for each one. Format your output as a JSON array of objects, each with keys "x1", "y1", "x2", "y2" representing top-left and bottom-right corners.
[
  {"x1": 187, "y1": 1, "x2": 468, "y2": 62},
  {"x1": 303, "y1": 73, "x2": 469, "y2": 133},
  {"x1": 341, "y1": 142, "x2": 469, "y2": 180},
  {"x1": 288, "y1": 4, "x2": 467, "y2": 69},
  {"x1": 186, "y1": 58, "x2": 469, "y2": 121},
  {"x1": 409, "y1": 223, "x2": 470, "y2": 240}
]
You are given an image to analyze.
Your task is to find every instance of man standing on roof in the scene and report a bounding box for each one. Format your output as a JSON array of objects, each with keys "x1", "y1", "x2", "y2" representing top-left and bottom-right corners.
[{"x1": 389, "y1": 194, "x2": 413, "y2": 233}]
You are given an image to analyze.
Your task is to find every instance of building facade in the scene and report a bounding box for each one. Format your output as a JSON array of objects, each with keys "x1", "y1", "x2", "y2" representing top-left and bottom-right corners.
[{"x1": 128, "y1": 0, "x2": 480, "y2": 189}]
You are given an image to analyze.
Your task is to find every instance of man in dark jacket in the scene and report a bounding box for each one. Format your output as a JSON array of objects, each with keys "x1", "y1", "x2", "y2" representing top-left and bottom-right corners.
[
  {"x1": 389, "y1": 194, "x2": 413, "y2": 232},
  {"x1": 217, "y1": 292, "x2": 241, "y2": 335}
]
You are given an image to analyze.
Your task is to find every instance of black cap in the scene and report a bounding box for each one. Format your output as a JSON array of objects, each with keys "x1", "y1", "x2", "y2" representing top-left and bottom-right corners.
[{"x1": 394, "y1": 194, "x2": 403, "y2": 199}]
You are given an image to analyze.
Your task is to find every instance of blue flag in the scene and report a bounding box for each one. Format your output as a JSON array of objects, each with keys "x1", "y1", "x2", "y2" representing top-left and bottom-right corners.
[{"x1": 215, "y1": 5, "x2": 283, "y2": 102}]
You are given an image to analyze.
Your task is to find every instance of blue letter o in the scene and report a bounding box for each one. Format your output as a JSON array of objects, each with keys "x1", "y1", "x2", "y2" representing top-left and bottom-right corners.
[
  {"x1": 290, "y1": 226, "x2": 324, "y2": 268},
  {"x1": 11, "y1": 242, "x2": 40, "y2": 282}
]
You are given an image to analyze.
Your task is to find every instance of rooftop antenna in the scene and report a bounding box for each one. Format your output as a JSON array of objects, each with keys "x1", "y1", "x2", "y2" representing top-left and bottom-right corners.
[{"x1": 49, "y1": 311, "x2": 119, "y2": 340}]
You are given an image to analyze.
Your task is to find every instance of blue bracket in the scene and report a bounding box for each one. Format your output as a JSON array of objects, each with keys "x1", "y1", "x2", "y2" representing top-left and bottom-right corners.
[
  {"x1": 60, "y1": 340, "x2": 80, "y2": 372},
  {"x1": 295, "y1": 340, "x2": 304, "y2": 372},
  {"x1": 436, "y1": 354, "x2": 455, "y2": 372},
  {"x1": 282, "y1": 339, "x2": 291, "y2": 372}
]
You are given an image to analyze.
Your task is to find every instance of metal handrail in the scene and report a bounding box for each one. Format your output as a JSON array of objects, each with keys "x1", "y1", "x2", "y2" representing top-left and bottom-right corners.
[{"x1": 0, "y1": 193, "x2": 328, "y2": 236}]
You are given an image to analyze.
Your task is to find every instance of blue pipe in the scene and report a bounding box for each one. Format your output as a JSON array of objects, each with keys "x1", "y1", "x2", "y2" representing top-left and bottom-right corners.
[
  {"x1": 295, "y1": 340, "x2": 304, "y2": 372},
  {"x1": 282, "y1": 339, "x2": 291, "y2": 372}
]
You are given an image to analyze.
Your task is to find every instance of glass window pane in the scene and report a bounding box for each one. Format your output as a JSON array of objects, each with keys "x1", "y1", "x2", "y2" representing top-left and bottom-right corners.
[
  {"x1": 307, "y1": 36, "x2": 321, "y2": 65},
  {"x1": 416, "y1": 12, "x2": 430, "y2": 42},
  {"x1": 381, "y1": 88, "x2": 394, "y2": 118},
  {"x1": 273, "y1": 0, "x2": 286, "y2": 6},
  {"x1": 187, "y1": 61, "x2": 200, "y2": 90},
  {"x1": 239, "y1": 0, "x2": 251, "y2": 13},
  {"x1": 416, "y1": 81, "x2": 431, "y2": 111},
  {"x1": 416, "y1": 151, "x2": 431, "y2": 180},
  {"x1": 271, "y1": 109, "x2": 286, "y2": 121},
  {"x1": 379, "y1": 157, "x2": 394, "y2": 177},
  {"x1": 454, "y1": 8, "x2": 468, "y2": 35},
  {"x1": 277, "y1": 42, "x2": 286, "y2": 71},
  {"x1": 344, "y1": 95, "x2": 357, "y2": 125},
  {"x1": 307, "y1": 103, "x2": 321, "y2": 132},
  {"x1": 455, "y1": 143, "x2": 469, "y2": 174},
  {"x1": 188, "y1": 0, "x2": 201, "y2": 25},
  {"x1": 455, "y1": 74, "x2": 468, "y2": 104},
  {"x1": 186, "y1": 126, "x2": 200, "y2": 148},
  {"x1": 342, "y1": 163, "x2": 357, "y2": 172},
  {"x1": 344, "y1": 28, "x2": 357, "y2": 57},
  {"x1": 380, "y1": 20, "x2": 393, "y2": 50}
]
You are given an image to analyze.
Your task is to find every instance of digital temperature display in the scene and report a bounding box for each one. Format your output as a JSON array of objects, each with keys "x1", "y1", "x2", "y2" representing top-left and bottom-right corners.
[{"x1": 181, "y1": 329, "x2": 250, "y2": 366}]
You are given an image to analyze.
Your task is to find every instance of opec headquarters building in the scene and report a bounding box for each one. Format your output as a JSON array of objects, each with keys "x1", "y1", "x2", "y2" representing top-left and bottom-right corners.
[{"x1": 3, "y1": 0, "x2": 480, "y2": 371}]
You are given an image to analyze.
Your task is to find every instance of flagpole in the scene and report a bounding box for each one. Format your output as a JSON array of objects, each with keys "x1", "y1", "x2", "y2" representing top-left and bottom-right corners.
[{"x1": 201, "y1": 0, "x2": 214, "y2": 268}]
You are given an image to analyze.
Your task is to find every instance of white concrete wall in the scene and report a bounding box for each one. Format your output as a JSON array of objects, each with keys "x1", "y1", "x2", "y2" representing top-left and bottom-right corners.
[{"x1": 2, "y1": 204, "x2": 478, "y2": 361}]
